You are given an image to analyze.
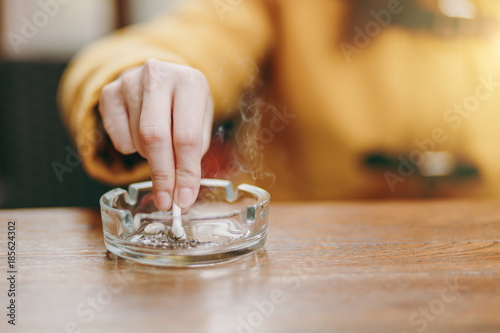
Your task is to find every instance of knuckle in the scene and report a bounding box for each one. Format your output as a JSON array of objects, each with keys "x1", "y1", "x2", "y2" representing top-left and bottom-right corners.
[
  {"x1": 101, "y1": 79, "x2": 120, "y2": 94},
  {"x1": 138, "y1": 124, "x2": 169, "y2": 146},
  {"x1": 176, "y1": 167, "x2": 201, "y2": 185},
  {"x1": 151, "y1": 172, "x2": 175, "y2": 188},
  {"x1": 120, "y1": 73, "x2": 135, "y2": 91},
  {"x1": 101, "y1": 84, "x2": 113, "y2": 98},
  {"x1": 143, "y1": 59, "x2": 170, "y2": 90},
  {"x1": 181, "y1": 68, "x2": 209, "y2": 90},
  {"x1": 144, "y1": 58, "x2": 160, "y2": 71},
  {"x1": 175, "y1": 129, "x2": 202, "y2": 148},
  {"x1": 121, "y1": 70, "x2": 143, "y2": 94}
]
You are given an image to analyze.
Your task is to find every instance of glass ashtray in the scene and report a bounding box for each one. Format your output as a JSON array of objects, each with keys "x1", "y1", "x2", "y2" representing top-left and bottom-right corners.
[{"x1": 100, "y1": 179, "x2": 270, "y2": 267}]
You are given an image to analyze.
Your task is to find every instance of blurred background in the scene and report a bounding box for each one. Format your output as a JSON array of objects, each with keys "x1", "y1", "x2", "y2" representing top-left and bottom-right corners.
[{"x1": 0, "y1": 0, "x2": 182, "y2": 208}]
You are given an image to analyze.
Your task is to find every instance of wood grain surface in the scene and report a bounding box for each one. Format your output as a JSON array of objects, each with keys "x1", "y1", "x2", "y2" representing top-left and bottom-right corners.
[{"x1": 1, "y1": 200, "x2": 500, "y2": 333}]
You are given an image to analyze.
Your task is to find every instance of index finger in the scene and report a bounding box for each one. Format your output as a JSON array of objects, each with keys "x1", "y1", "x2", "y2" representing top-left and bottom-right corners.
[{"x1": 138, "y1": 65, "x2": 175, "y2": 211}]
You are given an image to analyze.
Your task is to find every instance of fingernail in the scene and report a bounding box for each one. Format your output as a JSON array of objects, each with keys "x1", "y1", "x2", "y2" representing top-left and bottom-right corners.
[
  {"x1": 156, "y1": 191, "x2": 172, "y2": 211},
  {"x1": 175, "y1": 187, "x2": 194, "y2": 208}
]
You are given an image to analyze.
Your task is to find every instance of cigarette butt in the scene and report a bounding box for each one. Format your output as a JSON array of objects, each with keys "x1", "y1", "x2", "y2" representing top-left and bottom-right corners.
[{"x1": 171, "y1": 203, "x2": 185, "y2": 239}]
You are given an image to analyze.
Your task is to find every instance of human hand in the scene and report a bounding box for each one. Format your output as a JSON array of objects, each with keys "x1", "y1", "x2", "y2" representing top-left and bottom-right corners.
[{"x1": 99, "y1": 59, "x2": 214, "y2": 210}]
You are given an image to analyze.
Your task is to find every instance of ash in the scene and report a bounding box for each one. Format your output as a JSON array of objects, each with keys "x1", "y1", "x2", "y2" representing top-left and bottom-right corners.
[{"x1": 128, "y1": 227, "x2": 219, "y2": 249}]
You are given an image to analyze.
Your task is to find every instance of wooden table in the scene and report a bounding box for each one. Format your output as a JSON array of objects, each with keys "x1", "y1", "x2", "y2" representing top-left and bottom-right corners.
[{"x1": 1, "y1": 200, "x2": 499, "y2": 333}]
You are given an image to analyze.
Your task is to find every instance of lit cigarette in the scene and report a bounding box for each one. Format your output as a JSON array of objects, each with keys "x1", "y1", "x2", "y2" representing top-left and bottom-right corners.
[{"x1": 171, "y1": 203, "x2": 185, "y2": 239}]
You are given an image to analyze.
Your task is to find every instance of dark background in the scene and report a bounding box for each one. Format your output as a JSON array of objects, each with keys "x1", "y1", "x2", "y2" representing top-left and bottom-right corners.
[{"x1": 0, "y1": 62, "x2": 113, "y2": 208}]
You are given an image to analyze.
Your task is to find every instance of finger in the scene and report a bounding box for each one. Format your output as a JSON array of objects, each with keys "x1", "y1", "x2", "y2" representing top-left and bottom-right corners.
[
  {"x1": 99, "y1": 81, "x2": 136, "y2": 154},
  {"x1": 202, "y1": 95, "x2": 214, "y2": 155},
  {"x1": 120, "y1": 68, "x2": 146, "y2": 157},
  {"x1": 139, "y1": 61, "x2": 176, "y2": 211},
  {"x1": 172, "y1": 70, "x2": 210, "y2": 208}
]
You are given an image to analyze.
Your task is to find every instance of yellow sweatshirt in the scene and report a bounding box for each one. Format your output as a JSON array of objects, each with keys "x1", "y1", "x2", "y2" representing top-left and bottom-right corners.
[{"x1": 58, "y1": 0, "x2": 500, "y2": 200}]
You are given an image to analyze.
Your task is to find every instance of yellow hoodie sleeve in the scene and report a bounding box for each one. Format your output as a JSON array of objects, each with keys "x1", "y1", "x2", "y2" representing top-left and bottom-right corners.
[{"x1": 58, "y1": 0, "x2": 273, "y2": 185}]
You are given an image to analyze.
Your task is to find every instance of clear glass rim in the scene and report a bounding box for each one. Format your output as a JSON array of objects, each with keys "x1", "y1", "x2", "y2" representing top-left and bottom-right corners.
[{"x1": 99, "y1": 178, "x2": 271, "y2": 222}]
